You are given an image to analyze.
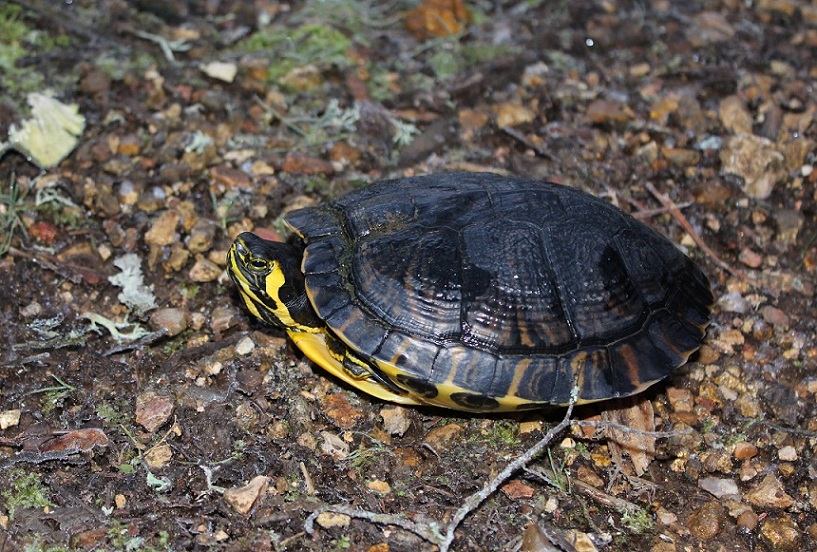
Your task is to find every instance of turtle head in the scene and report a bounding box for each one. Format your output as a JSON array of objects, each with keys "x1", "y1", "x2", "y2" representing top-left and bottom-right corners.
[{"x1": 227, "y1": 232, "x2": 322, "y2": 331}]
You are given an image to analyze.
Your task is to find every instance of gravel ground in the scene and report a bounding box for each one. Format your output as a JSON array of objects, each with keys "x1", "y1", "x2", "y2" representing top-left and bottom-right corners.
[{"x1": 0, "y1": 1, "x2": 815, "y2": 551}]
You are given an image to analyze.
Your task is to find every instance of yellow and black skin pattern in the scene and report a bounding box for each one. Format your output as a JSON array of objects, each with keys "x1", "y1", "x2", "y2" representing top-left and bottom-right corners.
[{"x1": 227, "y1": 172, "x2": 713, "y2": 413}]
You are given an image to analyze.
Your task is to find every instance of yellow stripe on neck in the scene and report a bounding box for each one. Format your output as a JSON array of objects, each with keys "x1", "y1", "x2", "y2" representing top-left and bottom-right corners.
[{"x1": 263, "y1": 263, "x2": 320, "y2": 333}]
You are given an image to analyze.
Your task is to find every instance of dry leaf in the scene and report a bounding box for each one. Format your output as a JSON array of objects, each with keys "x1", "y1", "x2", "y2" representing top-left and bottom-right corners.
[{"x1": 603, "y1": 396, "x2": 656, "y2": 476}]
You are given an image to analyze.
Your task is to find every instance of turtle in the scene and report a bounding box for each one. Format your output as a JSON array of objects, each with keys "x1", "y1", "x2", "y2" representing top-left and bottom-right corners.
[{"x1": 227, "y1": 172, "x2": 713, "y2": 412}]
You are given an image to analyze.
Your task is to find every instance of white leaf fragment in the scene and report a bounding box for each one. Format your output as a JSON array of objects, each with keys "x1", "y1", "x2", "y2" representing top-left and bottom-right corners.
[
  {"x1": 6, "y1": 93, "x2": 86, "y2": 169},
  {"x1": 108, "y1": 254, "x2": 158, "y2": 316}
]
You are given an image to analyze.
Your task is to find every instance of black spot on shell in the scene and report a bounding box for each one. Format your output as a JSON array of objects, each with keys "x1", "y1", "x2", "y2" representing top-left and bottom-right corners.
[
  {"x1": 450, "y1": 393, "x2": 500, "y2": 410},
  {"x1": 395, "y1": 374, "x2": 439, "y2": 399}
]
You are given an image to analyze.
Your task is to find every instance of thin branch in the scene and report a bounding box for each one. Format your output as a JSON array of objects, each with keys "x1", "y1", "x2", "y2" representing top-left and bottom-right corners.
[
  {"x1": 644, "y1": 181, "x2": 743, "y2": 278},
  {"x1": 439, "y1": 387, "x2": 579, "y2": 551},
  {"x1": 304, "y1": 504, "x2": 444, "y2": 544}
]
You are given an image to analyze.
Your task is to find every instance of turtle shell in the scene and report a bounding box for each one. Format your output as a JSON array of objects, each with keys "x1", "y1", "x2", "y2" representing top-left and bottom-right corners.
[{"x1": 286, "y1": 172, "x2": 712, "y2": 410}]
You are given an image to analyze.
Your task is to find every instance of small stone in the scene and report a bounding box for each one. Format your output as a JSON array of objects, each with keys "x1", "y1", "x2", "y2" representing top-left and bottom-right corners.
[
  {"x1": 367, "y1": 480, "x2": 391, "y2": 494},
  {"x1": 737, "y1": 509, "x2": 759, "y2": 531},
  {"x1": 662, "y1": 147, "x2": 700, "y2": 167},
  {"x1": 761, "y1": 305, "x2": 790, "y2": 329},
  {"x1": 211, "y1": 304, "x2": 240, "y2": 333},
  {"x1": 187, "y1": 221, "x2": 216, "y2": 254},
  {"x1": 0, "y1": 409, "x2": 21, "y2": 430},
  {"x1": 321, "y1": 393, "x2": 365, "y2": 429},
  {"x1": 577, "y1": 465, "x2": 604, "y2": 488},
  {"x1": 667, "y1": 387, "x2": 694, "y2": 412},
  {"x1": 687, "y1": 501, "x2": 725, "y2": 539},
  {"x1": 223, "y1": 475, "x2": 269, "y2": 515},
  {"x1": 687, "y1": 11, "x2": 735, "y2": 46},
  {"x1": 200, "y1": 61, "x2": 237, "y2": 83},
  {"x1": 718, "y1": 291, "x2": 751, "y2": 314},
  {"x1": 778, "y1": 445, "x2": 797, "y2": 462},
  {"x1": 719, "y1": 95, "x2": 753, "y2": 135},
  {"x1": 586, "y1": 99, "x2": 635, "y2": 125},
  {"x1": 733, "y1": 442, "x2": 758, "y2": 460},
  {"x1": 745, "y1": 473, "x2": 794, "y2": 508},
  {"x1": 235, "y1": 336, "x2": 256, "y2": 356},
  {"x1": 144, "y1": 443, "x2": 173, "y2": 470},
  {"x1": 501, "y1": 480, "x2": 535, "y2": 499},
  {"x1": 19, "y1": 301, "x2": 43, "y2": 318},
  {"x1": 145, "y1": 210, "x2": 180, "y2": 247},
  {"x1": 135, "y1": 391, "x2": 175, "y2": 433},
  {"x1": 282, "y1": 152, "x2": 335, "y2": 175},
  {"x1": 699, "y1": 477, "x2": 740, "y2": 499},
  {"x1": 149, "y1": 307, "x2": 188, "y2": 337},
  {"x1": 315, "y1": 511, "x2": 350, "y2": 529},
  {"x1": 493, "y1": 102, "x2": 535, "y2": 128},
  {"x1": 188, "y1": 258, "x2": 222, "y2": 282},
  {"x1": 423, "y1": 423, "x2": 464, "y2": 450},
  {"x1": 210, "y1": 164, "x2": 251, "y2": 191},
  {"x1": 720, "y1": 134, "x2": 786, "y2": 199},
  {"x1": 380, "y1": 406, "x2": 412, "y2": 436},
  {"x1": 759, "y1": 516, "x2": 801, "y2": 552},
  {"x1": 738, "y1": 247, "x2": 763, "y2": 268}
]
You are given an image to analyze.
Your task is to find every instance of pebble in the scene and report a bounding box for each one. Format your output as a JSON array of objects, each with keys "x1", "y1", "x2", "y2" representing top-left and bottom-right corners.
[
  {"x1": 210, "y1": 164, "x2": 251, "y2": 191},
  {"x1": 315, "y1": 511, "x2": 350, "y2": 529},
  {"x1": 188, "y1": 258, "x2": 222, "y2": 282},
  {"x1": 687, "y1": 11, "x2": 735, "y2": 46},
  {"x1": 760, "y1": 305, "x2": 790, "y2": 329},
  {"x1": 235, "y1": 336, "x2": 256, "y2": 356},
  {"x1": 187, "y1": 221, "x2": 216, "y2": 254},
  {"x1": 733, "y1": 442, "x2": 758, "y2": 460},
  {"x1": 687, "y1": 501, "x2": 725, "y2": 539},
  {"x1": 720, "y1": 134, "x2": 786, "y2": 199},
  {"x1": 423, "y1": 423, "x2": 464, "y2": 450},
  {"x1": 211, "y1": 304, "x2": 240, "y2": 333},
  {"x1": 718, "y1": 291, "x2": 751, "y2": 314},
  {"x1": 367, "y1": 480, "x2": 391, "y2": 494},
  {"x1": 719, "y1": 95, "x2": 753, "y2": 134},
  {"x1": 145, "y1": 210, "x2": 180, "y2": 247},
  {"x1": 662, "y1": 147, "x2": 700, "y2": 167},
  {"x1": 737, "y1": 509, "x2": 759, "y2": 531},
  {"x1": 745, "y1": 473, "x2": 794, "y2": 508},
  {"x1": 493, "y1": 102, "x2": 535, "y2": 128},
  {"x1": 778, "y1": 445, "x2": 797, "y2": 462},
  {"x1": 738, "y1": 247, "x2": 763, "y2": 268},
  {"x1": 149, "y1": 307, "x2": 188, "y2": 337},
  {"x1": 223, "y1": 475, "x2": 269, "y2": 515},
  {"x1": 586, "y1": 99, "x2": 635, "y2": 125},
  {"x1": 380, "y1": 406, "x2": 412, "y2": 436},
  {"x1": 699, "y1": 477, "x2": 740, "y2": 499},
  {"x1": 135, "y1": 391, "x2": 175, "y2": 433},
  {"x1": 0, "y1": 409, "x2": 21, "y2": 430},
  {"x1": 759, "y1": 516, "x2": 801, "y2": 552},
  {"x1": 320, "y1": 392, "x2": 365, "y2": 429}
]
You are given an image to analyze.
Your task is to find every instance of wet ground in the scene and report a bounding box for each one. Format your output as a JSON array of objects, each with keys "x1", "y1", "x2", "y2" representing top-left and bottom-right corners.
[{"x1": 1, "y1": 0, "x2": 816, "y2": 550}]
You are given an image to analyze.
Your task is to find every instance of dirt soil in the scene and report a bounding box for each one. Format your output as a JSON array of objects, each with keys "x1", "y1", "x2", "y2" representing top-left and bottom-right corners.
[{"x1": 1, "y1": 0, "x2": 816, "y2": 551}]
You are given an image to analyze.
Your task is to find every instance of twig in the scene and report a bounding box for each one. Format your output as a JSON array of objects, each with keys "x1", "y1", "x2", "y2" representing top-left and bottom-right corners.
[
  {"x1": 501, "y1": 126, "x2": 558, "y2": 161},
  {"x1": 526, "y1": 466, "x2": 641, "y2": 516},
  {"x1": 573, "y1": 419, "x2": 692, "y2": 438},
  {"x1": 439, "y1": 387, "x2": 578, "y2": 551},
  {"x1": 305, "y1": 504, "x2": 444, "y2": 544},
  {"x1": 644, "y1": 181, "x2": 743, "y2": 278}
]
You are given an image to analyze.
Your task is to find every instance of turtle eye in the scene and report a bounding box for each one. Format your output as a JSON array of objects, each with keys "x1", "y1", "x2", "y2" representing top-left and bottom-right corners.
[{"x1": 249, "y1": 258, "x2": 268, "y2": 271}]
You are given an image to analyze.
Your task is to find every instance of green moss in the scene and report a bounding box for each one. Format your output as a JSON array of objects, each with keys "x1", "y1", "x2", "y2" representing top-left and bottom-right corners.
[
  {"x1": 0, "y1": 5, "x2": 73, "y2": 105},
  {"x1": 2, "y1": 469, "x2": 55, "y2": 518},
  {"x1": 621, "y1": 506, "x2": 654, "y2": 533},
  {"x1": 240, "y1": 23, "x2": 352, "y2": 84}
]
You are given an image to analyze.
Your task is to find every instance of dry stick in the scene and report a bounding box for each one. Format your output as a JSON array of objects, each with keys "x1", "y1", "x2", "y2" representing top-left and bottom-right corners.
[
  {"x1": 305, "y1": 505, "x2": 444, "y2": 544},
  {"x1": 643, "y1": 182, "x2": 744, "y2": 279},
  {"x1": 304, "y1": 390, "x2": 579, "y2": 549},
  {"x1": 438, "y1": 388, "x2": 579, "y2": 552}
]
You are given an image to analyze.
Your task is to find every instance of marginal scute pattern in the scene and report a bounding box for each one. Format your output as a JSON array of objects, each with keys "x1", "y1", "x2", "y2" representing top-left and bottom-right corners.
[{"x1": 285, "y1": 172, "x2": 713, "y2": 409}]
